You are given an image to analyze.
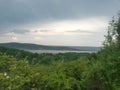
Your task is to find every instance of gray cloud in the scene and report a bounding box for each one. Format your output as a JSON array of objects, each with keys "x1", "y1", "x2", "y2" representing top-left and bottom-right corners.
[
  {"x1": 0, "y1": 0, "x2": 119, "y2": 27},
  {"x1": 40, "y1": 29, "x2": 50, "y2": 32},
  {"x1": 66, "y1": 29, "x2": 93, "y2": 34},
  {"x1": 33, "y1": 29, "x2": 50, "y2": 33},
  {"x1": 0, "y1": 0, "x2": 120, "y2": 46},
  {"x1": 11, "y1": 29, "x2": 30, "y2": 34}
]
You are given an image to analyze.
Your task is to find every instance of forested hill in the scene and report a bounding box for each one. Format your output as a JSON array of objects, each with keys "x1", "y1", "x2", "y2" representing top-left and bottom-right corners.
[
  {"x1": 0, "y1": 42, "x2": 100, "y2": 51},
  {"x1": 0, "y1": 46, "x2": 90, "y2": 64}
]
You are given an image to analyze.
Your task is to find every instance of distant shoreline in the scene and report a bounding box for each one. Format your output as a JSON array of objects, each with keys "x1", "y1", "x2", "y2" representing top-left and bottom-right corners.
[
  {"x1": 0, "y1": 42, "x2": 100, "y2": 53},
  {"x1": 26, "y1": 50, "x2": 97, "y2": 54}
]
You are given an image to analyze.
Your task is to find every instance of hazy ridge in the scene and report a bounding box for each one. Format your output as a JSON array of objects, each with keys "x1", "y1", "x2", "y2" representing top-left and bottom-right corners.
[{"x1": 0, "y1": 42, "x2": 100, "y2": 52}]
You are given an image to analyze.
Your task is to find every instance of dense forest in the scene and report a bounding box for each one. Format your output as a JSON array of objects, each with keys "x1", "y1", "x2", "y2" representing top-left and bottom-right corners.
[{"x1": 0, "y1": 13, "x2": 120, "y2": 90}]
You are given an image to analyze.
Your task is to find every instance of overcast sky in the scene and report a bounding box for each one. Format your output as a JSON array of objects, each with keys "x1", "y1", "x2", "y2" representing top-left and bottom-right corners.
[{"x1": 0, "y1": 0, "x2": 120, "y2": 46}]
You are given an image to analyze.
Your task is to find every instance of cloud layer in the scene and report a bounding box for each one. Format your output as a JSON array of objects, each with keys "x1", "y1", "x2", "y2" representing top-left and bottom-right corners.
[
  {"x1": 0, "y1": 0, "x2": 120, "y2": 46},
  {"x1": 0, "y1": 0, "x2": 119, "y2": 26}
]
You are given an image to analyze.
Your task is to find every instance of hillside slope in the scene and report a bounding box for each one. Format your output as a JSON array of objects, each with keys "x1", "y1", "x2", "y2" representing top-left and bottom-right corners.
[{"x1": 0, "y1": 42, "x2": 100, "y2": 51}]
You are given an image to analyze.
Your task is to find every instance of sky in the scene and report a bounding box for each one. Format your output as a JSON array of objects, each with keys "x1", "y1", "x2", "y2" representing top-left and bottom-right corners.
[{"x1": 0, "y1": 0, "x2": 120, "y2": 46}]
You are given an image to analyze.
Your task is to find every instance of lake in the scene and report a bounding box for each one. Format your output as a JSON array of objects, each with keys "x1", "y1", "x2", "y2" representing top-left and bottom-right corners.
[{"x1": 26, "y1": 50, "x2": 96, "y2": 54}]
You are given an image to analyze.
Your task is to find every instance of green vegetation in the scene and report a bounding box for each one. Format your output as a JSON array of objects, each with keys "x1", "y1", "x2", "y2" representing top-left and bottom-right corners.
[
  {"x1": 0, "y1": 13, "x2": 120, "y2": 90},
  {"x1": 0, "y1": 46, "x2": 89, "y2": 64}
]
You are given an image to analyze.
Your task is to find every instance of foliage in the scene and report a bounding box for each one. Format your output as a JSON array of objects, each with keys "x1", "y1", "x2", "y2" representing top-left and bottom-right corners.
[
  {"x1": 0, "y1": 12, "x2": 120, "y2": 90},
  {"x1": 0, "y1": 46, "x2": 90, "y2": 65}
]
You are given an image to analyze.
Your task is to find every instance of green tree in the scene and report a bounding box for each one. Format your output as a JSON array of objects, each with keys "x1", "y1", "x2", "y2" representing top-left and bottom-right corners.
[{"x1": 104, "y1": 13, "x2": 120, "y2": 49}]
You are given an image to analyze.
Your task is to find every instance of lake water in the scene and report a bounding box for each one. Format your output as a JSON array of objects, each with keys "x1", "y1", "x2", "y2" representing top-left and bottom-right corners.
[{"x1": 27, "y1": 50, "x2": 96, "y2": 54}]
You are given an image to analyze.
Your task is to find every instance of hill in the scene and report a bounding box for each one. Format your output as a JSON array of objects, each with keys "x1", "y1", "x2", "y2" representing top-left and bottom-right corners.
[{"x1": 0, "y1": 42, "x2": 100, "y2": 51}]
